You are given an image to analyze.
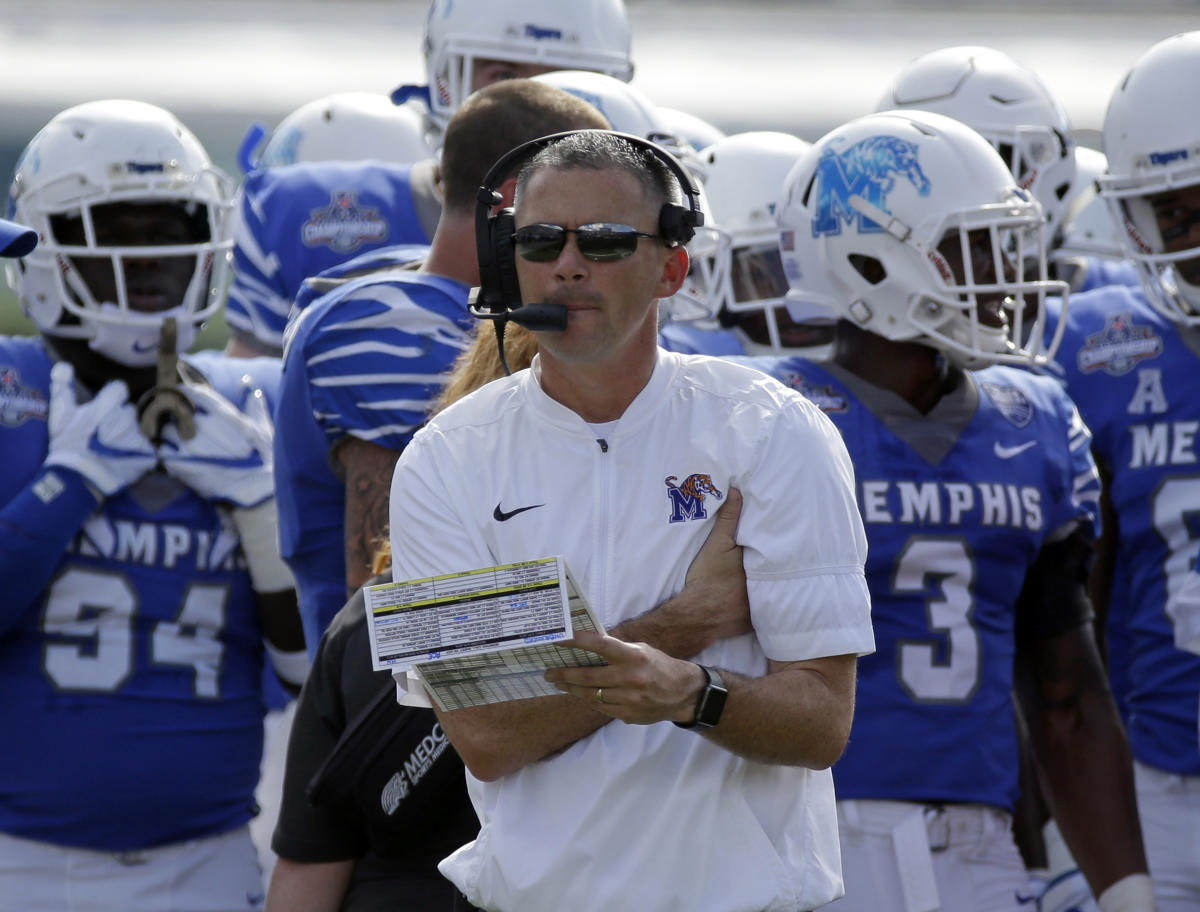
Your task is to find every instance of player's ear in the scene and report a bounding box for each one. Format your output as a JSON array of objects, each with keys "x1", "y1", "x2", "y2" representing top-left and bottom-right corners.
[{"x1": 655, "y1": 245, "x2": 689, "y2": 299}]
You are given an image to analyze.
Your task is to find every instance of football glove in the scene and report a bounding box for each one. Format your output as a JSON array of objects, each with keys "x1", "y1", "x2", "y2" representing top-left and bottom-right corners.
[
  {"x1": 44, "y1": 361, "x2": 156, "y2": 497},
  {"x1": 158, "y1": 381, "x2": 275, "y2": 508}
]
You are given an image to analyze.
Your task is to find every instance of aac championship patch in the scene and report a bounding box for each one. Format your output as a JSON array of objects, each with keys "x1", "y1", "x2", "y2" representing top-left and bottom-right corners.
[{"x1": 0, "y1": 367, "x2": 47, "y2": 428}]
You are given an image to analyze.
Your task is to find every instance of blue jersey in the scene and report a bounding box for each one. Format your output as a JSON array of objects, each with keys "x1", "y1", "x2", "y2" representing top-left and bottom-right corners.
[
  {"x1": 289, "y1": 243, "x2": 430, "y2": 318},
  {"x1": 1072, "y1": 255, "x2": 1141, "y2": 296},
  {"x1": 0, "y1": 338, "x2": 271, "y2": 851},
  {"x1": 274, "y1": 270, "x2": 474, "y2": 653},
  {"x1": 740, "y1": 355, "x2": 1100, "y2": 810},
  {"x1": 226, "y1": 161, "x2": 433, "y2": 351},
  {"x1": 658, "y1": 321, "x2": 745, "y2": 356},
  {"x1": 1048, "y1": 284, "x2": 1200, "y2": 776}
]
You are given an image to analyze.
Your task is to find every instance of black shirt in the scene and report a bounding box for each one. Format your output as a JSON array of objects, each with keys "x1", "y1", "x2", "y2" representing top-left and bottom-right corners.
[{"x1": 272, "y1": 577, "x2": 479, "y2": 911}]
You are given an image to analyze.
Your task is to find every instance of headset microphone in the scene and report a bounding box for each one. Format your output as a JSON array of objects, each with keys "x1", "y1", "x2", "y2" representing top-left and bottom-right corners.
[{"x1": 505, "y1": 302, "x2": 569, "y2": 330}]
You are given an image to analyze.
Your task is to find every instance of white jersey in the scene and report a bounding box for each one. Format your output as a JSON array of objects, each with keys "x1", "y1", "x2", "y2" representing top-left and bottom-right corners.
[{"x1": 389, "y1": 348, "x2": 874, "y2": 912}]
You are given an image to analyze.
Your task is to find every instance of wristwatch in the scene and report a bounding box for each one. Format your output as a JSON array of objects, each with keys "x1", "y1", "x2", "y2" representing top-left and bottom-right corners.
[{"x1": 674, "y1": 663, "x2": 728, "y2": 730}]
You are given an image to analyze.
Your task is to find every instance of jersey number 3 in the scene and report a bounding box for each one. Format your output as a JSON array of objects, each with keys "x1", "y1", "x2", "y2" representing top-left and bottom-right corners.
[{"x1": 893, "y1": 537, "x2": 982, "y2": 703}]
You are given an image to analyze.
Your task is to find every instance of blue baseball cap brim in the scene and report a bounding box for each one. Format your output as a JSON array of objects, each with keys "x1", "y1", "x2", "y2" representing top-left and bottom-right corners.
[{"x1": 0, "y1": 218, "x2": 37, "y2": 257}]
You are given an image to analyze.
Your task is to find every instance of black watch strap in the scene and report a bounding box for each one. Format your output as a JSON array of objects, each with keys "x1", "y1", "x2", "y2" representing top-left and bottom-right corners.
[{"x1": 674, "y1": 663, "x2": 728, "y2": 730}]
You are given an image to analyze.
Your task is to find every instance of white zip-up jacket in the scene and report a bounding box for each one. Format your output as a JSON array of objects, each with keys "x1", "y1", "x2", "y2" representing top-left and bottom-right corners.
[{"x1": 389, "y1": 348, "x2": 874, "y2": 912}]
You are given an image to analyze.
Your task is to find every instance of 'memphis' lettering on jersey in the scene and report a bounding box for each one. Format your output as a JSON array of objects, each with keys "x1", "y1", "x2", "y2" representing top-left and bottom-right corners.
[
  {"x1": 68, "y1": 515, "x2": 243, "y2": 571},
  {"x1": 861, "y1": 480, "x2": 1043, "y2": 530},
  {"x1": 381, "y1": 723, "x2": 451, "y2": 816},
  {"x1": 1129, "y1": 421, "x2": 1200, "y2": 468}
]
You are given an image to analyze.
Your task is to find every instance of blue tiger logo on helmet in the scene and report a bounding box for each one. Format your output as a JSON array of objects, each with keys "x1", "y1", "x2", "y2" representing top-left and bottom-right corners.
[
  {"x1": 665, "y1": 473, "x2": 724, "y2": 523},
  {"x1": 812, "y1": 135, "x2": 931, "y2": 237}
]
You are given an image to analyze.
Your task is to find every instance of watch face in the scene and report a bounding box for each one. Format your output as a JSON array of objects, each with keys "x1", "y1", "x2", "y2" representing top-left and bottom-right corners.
[
  {"x1": 675, "y1": 664, "x2": 728, "y2": 730},
  {"x1": 695, "y1": 665, "x2": 728, "y2": 728}
]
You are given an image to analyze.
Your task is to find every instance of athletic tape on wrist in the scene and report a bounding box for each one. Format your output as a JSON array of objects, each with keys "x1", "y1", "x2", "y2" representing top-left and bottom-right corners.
[
  {"x1": 231, "y1": 500, "x2": 295, "y2": 593},
  {"x1": 265, "y1": 642, "x2": 311, "y2": 687},
  {"x1": 1097, "y1": 873, "x2": 1157, "y2": 912}
]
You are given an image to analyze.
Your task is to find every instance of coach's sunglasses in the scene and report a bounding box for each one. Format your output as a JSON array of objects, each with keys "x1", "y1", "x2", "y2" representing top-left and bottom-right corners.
[{"x1": 512, "y1": 223, "x2": 662, "y2": 263}]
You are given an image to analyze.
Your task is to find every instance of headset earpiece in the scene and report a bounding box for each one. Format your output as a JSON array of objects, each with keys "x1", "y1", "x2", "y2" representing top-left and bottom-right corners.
[
  {"x1": 472, "y1": 186, "x2": 508, "y2": 317},
  {"x1": 490, "y1": 208, "x2": 522, "y2": 310},
  {"x1": 659, "y1": 202, "x2": 697, "y2": 247}
]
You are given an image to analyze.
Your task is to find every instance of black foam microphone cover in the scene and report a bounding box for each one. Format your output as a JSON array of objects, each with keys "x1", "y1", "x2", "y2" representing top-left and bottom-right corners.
[{"x1": 506, "y1": 302, "x2": 569, "y2": 331}]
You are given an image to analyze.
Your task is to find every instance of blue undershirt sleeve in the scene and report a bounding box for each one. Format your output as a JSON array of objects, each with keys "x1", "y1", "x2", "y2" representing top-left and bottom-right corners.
[{"x1": 0, "y1": 467, "x2": 99, "y2": 635}]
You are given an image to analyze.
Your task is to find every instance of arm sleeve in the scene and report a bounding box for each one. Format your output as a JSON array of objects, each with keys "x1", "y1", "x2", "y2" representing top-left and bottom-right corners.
[
  {"x1": 0, "y1": 467, "x2": 99, "y2": 636},
  {"x1": 305, "y1": 283, "x2": 469, "y2": 452},
  {"x1": 225, "y1": 177, "x2": 292, "y2": 353}
]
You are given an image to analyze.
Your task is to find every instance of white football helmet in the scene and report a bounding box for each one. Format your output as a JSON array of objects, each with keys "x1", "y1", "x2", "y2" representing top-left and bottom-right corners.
[
  {"x1": 876, "y1": 46, "x2": 1077, "y2": 243},
  {"x1": 531, "y1": 70, "x2": 725, "y2": 323},
  {"x1": 1054, "y1": 145, "x2": 1122, "y2": 263},
  {"x1": 776, "y1": 110, "x2": 1067, "y2": 369},
  {"x1": 7, "y1": 100, "x2": 233, "y2": 367},
  {"x1": 257, "y1": 92, "x2": 432, "y2": 168},
  {"x1": 423, "y1": 0, "x2": 633, "y2": 128},
  {"x1": 700, "y1": 131, "x2": 837, "y2": 355},
  {"x1": 1099, "y1": 31, "x2": 1200, "y2": 325},
  {"x1": 656, "y1": 107, "x2": 727, "y2": 155}
]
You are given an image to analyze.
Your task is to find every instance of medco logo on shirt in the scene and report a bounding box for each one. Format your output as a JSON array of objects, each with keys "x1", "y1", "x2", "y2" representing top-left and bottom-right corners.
[{"x1": 380, "y1": 723, "x2": 451, "y2": 816}]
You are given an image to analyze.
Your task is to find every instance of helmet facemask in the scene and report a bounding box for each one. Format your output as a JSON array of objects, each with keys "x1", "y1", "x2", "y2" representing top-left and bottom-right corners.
[
  {"x1": 1101, "y1": 170, "x2": 1200, "y2": 324},
  {"x1": 12, "y1": 170, "x2": 231, "y2": 368}
]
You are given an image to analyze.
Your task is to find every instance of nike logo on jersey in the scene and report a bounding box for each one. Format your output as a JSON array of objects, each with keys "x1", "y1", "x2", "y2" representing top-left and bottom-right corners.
[
  {"x1": 993, "y1": 440, "x2": 1038, "y2": 459},
  {"x1": 494, "y1": 502, "x2": 544, "y2": 522}
]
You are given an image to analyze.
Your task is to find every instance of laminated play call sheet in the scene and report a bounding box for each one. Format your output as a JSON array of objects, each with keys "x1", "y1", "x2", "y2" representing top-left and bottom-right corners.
[{"x1": 365, "y1": 557, "x2": 606, "y2": 710}]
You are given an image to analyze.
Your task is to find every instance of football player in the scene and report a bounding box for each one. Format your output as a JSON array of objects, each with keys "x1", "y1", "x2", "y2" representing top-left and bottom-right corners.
[
  {"x1": 0, "y1": 100, "x2": 304, "y2": 911},
  {"x1": 272, "y1": 80, "x2": 609, "y2": 655},
  {"x1": 225, "y1": 93, "x2": 439, "y2": 358},
  {"x1": 1053, "y1": 146, "x2": 1140, "y2": 295},
  {"x1": 1048, "y1": 31, "x2": 1200, "y2": 910},
  {"x1": 394, "y1": 0, "x2": 634, "y2": 144},
  {"x1": 666, "y1": 130, "x2": 837, "y2": 359},
  {"x1": 877, "y1": 45, "x2": 1135, "y2": 298},
  {"x1": 760, "y1": 109, "x2": 1153, "y2": 911}
]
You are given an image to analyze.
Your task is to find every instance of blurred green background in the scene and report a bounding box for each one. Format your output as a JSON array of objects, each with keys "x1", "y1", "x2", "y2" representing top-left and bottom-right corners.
[{"x1": 0, "y1": 284, "x2": 231, "y2": 350}]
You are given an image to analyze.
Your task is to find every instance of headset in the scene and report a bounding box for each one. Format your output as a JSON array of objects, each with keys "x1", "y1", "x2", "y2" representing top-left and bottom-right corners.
[{"x1": 469, "y1": 129, "x2": 705, "y2": 371}]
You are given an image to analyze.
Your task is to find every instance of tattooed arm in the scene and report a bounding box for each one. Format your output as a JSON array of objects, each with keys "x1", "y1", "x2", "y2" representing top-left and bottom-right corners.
[{"x1": 331, "y1": 436, "x2": 400, "y2": 594}]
